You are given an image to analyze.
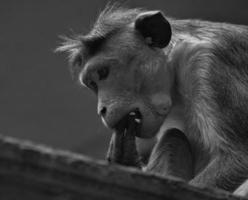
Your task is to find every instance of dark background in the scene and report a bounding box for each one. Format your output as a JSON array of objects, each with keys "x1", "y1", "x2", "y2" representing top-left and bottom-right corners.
[{"x1": 0, "y1": 0, "x2": 247, "y2": 159}]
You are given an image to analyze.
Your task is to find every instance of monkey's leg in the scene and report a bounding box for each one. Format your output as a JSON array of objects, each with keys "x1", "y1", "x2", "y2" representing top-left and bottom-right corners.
[
  {"x1": 189, "y1": 154, "x2": 248, "y2": 192},
  {"x1": 145, "y1": 128, "x2": 193, "y2": 181},
  {"x1": 106, "y1": 132, "x2": 141, "y2": 167},
  {"x1": 106, "y1": 113, "x2": 142, "y2": 168},
  {"x1": 234, "y1": 180, "x2": 248, "y2": 197}
]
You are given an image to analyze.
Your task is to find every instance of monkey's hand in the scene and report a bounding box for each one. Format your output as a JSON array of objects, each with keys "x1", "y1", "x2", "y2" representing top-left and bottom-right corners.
[{"x1": 106, "y1": 112, "x2": 142, "y2": 168}]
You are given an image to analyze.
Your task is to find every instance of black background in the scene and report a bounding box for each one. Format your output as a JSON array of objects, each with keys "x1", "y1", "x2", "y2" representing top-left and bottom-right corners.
[{"x1": 0, "y1": 0, "x2": 247, "y2": 159}]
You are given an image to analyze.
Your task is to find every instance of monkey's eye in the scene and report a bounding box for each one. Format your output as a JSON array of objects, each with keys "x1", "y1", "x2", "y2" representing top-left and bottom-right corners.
[{"x1": 97, "y1": 66, "x2": 109, "y2": 81}]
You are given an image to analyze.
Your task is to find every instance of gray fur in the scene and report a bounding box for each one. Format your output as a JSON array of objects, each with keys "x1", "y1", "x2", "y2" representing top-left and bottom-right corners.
[{"x1": 57, "y1": 4, "x2": 248, "y2": 195}]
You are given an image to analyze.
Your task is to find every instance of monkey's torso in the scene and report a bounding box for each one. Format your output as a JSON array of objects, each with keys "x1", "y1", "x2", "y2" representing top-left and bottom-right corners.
[{"x1": 161, "y1": 19, "x2": 248, "y2": 191}]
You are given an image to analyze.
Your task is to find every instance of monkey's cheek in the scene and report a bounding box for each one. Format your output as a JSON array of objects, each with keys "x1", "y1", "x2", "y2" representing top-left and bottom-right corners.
[
  {"x1": 139, "y1": 127, "x2": 159, "y2": 138},
  {"x1": 138, "y1": 119, "x2": 162, "y2": 138},
  {"x1": 150, "y1": 93, "x2": 172, "y2": 116}
]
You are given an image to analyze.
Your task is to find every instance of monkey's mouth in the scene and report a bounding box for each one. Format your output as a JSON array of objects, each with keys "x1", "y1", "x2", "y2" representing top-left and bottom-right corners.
[{"x1": 114, "y1": 109, "x2": 142, "y2": 137}]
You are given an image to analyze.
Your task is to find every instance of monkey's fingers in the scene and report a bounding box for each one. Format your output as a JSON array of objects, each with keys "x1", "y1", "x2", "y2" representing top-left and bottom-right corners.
[
  {"x1": 106, "y1": 136, "x2": 113, "y2": 162},
  {"x1": 106, "y1": 132, "x2": 123, "y2": 163}
]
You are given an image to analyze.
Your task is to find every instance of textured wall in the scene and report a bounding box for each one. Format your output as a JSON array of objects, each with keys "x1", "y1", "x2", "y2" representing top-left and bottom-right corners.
[{"x1": 0, "y1": 0, "x2": 247, "y2": 159}]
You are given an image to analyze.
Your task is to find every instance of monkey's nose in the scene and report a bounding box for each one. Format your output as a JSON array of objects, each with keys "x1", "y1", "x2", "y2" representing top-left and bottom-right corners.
[{"x1": 99, "y1": 106, "x2": 107, "y2": 117}]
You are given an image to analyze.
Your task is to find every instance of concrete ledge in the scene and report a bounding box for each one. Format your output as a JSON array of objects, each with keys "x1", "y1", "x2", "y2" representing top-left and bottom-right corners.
[{"x1": 0, "y1": 135, "x2": 244, "y2": 200}]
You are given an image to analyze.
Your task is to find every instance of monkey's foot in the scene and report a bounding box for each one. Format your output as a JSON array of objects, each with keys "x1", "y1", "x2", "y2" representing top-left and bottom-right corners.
[{"x1": 106, "y1": 111, "x2": 142, "y2": 168}]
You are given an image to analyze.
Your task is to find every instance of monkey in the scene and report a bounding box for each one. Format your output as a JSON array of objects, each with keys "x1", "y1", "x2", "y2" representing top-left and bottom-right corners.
[{"x1": 57, "y1": 4, "x2": 248, "y2": 197}]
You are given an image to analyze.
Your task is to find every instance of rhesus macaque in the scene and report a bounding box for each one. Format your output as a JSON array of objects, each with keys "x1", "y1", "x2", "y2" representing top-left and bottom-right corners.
[{"x1": 57, "y1": 4, "x2": 248, "y2": 197}]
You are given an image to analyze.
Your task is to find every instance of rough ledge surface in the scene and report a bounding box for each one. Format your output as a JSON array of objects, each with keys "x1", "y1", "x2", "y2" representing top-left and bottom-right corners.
[{"x1": 0, "y1": 135, "x2": 246, "y2": 200}]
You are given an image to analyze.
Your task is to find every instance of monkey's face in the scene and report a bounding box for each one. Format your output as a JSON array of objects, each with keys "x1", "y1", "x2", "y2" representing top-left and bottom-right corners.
[
  {"x1": 59, "y1": 9, "x2": 173, "y2": 138},
  {"x1": 80, "y1": 28, "x2": 173, "y2": 138}
]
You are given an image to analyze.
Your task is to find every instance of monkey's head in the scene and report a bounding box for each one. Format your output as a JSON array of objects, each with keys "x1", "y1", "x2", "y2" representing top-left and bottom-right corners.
[{"x1": 58, "y1": 7, "x2": 173, "y2": 138}]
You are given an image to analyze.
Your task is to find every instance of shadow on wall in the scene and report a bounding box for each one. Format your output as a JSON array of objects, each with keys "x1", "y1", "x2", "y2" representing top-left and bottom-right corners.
[{"x1": 0, "y1": 0, "x2": 247, "y2": 159}]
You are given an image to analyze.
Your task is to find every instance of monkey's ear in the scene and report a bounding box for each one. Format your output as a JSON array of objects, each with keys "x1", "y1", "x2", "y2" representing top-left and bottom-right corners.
[{"x1": 134, "y1": 11, "x2": 171, "y2": 48}]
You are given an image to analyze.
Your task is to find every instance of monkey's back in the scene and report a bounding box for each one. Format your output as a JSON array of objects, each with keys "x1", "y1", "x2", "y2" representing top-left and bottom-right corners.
[{"x1": 178, "y1": 19, "x2": 248, "y2": 151}]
